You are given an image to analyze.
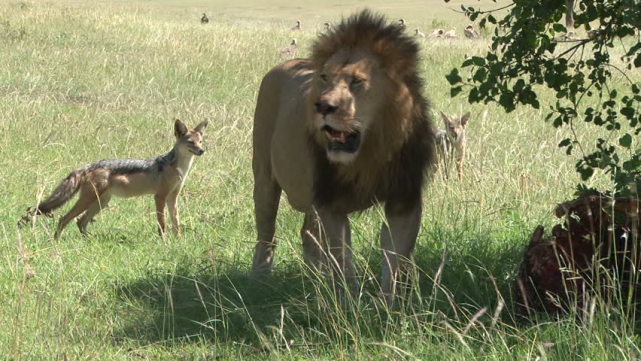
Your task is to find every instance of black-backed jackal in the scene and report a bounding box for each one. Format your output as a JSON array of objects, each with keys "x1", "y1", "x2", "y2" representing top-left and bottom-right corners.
[
  {"x1": 435, "y1": 111, "x2": 470, "y2": 180},
  {"x1": 21, "y1": 119, "x2": 208, "y2": 240}
]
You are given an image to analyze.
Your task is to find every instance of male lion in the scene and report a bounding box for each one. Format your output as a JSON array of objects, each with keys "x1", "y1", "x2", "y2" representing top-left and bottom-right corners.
[{"x1": 251, "y1": 10, "x2": 435, "y2": 303}]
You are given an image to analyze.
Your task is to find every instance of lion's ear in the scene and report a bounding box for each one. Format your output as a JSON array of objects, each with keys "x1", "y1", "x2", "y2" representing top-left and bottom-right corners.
[
  {"x1": 373, "y1": 32, "x2": 419, "y2": 79},
  {"x1": 460, "y1": 112, "x2": 471, "y2": 127},
  {"x1": 174, "y1": 119, "x2": 188, "y2": 138}
]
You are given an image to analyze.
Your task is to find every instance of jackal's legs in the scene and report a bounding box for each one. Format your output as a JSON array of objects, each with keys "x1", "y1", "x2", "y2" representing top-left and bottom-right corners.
[
  {"x1": 55, "y1": 185, "x2": 102, "y2": 240},
  {"x1": 77, "y1": 193, "x2": 112, "y2": 236},
  {"x1": 155, "y1": 193, "x2": 167, "y2": 237},
  {"x1": 167, "y1": 190, "x2": 181, "y2": 237}
]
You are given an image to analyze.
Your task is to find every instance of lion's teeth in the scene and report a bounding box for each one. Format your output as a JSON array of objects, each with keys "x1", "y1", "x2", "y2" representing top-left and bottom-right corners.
[{"x1": 324, "y1": 127, "x2": 351, "y2": 143}]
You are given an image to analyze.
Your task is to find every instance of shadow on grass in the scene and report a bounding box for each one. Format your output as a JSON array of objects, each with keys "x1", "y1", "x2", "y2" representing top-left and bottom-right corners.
[{"x1": 114, "y1": 231, "x2": 528, "y2": 347}]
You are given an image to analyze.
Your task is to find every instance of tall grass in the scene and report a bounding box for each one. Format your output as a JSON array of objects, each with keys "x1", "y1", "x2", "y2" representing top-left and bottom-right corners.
[{"x1": 1, "y1": 1, "x2": 639, "y2": 360}]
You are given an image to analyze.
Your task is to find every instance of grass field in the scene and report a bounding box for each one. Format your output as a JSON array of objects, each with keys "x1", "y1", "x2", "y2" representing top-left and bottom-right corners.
[{"x1": 1, "y1": 0, "x2": 640, "y2": 360}]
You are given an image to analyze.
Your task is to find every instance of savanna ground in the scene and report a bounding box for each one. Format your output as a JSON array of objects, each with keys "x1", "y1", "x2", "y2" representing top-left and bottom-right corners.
[{"x1": 1, "y1": 0, "x2": 640, "y2": 359}]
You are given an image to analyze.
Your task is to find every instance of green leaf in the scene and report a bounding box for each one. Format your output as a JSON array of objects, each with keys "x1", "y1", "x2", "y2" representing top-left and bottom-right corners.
[
  {"x1": 621, "y1": 107, "x2": 635, "y2": 119},
  {"x1": 468, "y1": 87, "x2": 480, "y2": 103},
  {"x1": 470, "y1": 56, "x2": 486, "y2": 66},
  {"x1": 579, "y1": 167, "x2": 594, "y2": 181},
  {"x1": 566, "y1": 144, "x2": 574, "y2": 155},
  {"x1": 619, "y1": 134, "x2": 632, "y2": 148},
  {"x1": 558, "y1": 138, "x2": 571, "y2": 147},
  {"x1": 623, "y1": 159, "x2": 641, "y2": 171},
  {"x1": 513, "y1": 78, "x2": 525, "y2": 92},
  {"x1": 445, "y1": 69, "x2": 462, "y2": 85},
  {"x1": 472, "y1": 68, "x2": 487, "y2": 82},
  {"x1": 499, "y1": 92, "x2": 516, "y2": 112}
]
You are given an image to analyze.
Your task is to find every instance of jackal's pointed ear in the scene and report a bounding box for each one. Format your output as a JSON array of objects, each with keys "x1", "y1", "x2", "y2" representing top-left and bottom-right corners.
[
  {"x1": 194, "y1": 120, "x2": 208, "y2": 135},
  {"x1": 174, "y1": 119, "x2": 188, "y2": 138},
  {"x1": 460, "y1": 112, "x2": 471, "y2": 127},
  {"x1": 440, "y1": 112, "x2": 451, "y2": 127}
]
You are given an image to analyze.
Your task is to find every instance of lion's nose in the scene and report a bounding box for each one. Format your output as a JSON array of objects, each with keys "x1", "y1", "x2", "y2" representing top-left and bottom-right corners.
[{"x1": 314, "y1": 101, "x2": 338, "y2": 116}]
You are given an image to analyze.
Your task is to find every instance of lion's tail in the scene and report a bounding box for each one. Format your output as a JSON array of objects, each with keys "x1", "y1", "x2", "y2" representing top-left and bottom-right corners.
[{"x1": 19, "y1": 169, "x2": 84, "y2": 225}]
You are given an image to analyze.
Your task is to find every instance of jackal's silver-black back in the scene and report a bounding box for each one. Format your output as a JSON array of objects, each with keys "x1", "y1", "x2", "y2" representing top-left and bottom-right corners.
[{"x1": 86, "y1": 150, "x2": 177, "y2": 176}]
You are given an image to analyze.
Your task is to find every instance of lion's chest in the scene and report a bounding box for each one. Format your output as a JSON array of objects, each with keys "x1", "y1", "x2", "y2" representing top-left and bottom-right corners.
[{"x1": 313, "y1": 161, "x2": 389, "y2": 214}]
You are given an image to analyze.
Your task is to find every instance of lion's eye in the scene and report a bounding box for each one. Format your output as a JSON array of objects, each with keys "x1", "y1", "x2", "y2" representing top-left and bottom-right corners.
[
  {"x1": 320, "y1": 74, "x2": 329, "y2": 82},
  {"x1": 351, "y1": 77, "x2": 365, "y2": 86}
]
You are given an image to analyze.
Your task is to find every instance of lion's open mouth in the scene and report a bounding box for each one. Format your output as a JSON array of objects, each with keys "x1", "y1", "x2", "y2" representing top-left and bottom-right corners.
[{"x1": 322, "y1": 125, "x2": 361, "y2": 153}]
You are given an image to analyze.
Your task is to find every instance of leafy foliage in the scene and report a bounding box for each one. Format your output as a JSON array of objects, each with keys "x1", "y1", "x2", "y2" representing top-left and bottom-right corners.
[{"x1": 446, "y1": 0, "x2": 641, "y2": 195}]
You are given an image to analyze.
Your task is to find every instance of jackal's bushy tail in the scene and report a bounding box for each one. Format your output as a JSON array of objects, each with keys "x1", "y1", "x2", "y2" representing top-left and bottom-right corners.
[{"x1": 20, "y1": 170, "x2": 84, "y2": 225}]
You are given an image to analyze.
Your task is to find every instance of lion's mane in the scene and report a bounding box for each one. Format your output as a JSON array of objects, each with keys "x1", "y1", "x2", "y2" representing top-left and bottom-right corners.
[{"x1": 310, "y1": 10, "x2": 435, "y2": 212}]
